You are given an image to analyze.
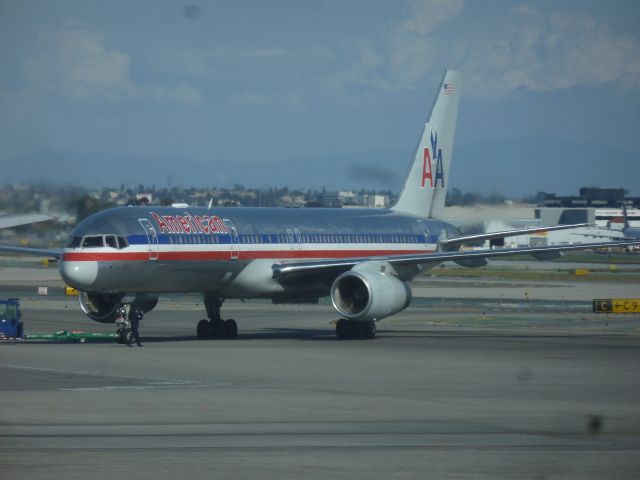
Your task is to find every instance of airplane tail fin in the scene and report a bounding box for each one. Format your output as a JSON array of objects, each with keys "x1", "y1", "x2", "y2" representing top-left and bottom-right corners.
[
  {"x1": 622, "y1": 204, "x2": 630, "y2": 229},
  {"x1": 392, "y1": 70, "x2": 461, "y2": 219}
]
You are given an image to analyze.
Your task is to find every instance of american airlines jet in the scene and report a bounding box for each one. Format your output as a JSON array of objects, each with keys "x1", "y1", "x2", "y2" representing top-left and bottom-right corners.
[{"x1": 2, "y1": 71, "x2": 637, "y2": 341}]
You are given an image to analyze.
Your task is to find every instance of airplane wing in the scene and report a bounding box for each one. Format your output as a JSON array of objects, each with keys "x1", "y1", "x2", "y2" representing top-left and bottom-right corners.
[
  {"x1": 0, "y1": 214, "x2": 58, "y2": 258},
  {"x1": 272, "y1": 239, "x2": 640, "y2": 283},
  {"x1": 0, "y1": 245, "x2": 62, "y2": 259},
  {"x1": 573, "y1": 232, "x2": 625, "y2": 240},
  {"x1": 441, "y1": 223, "x2": 590, "y2": 246},
  {"x1": 570, "y1": 228, "x2": 639, "y2": 241},
  {"x1": 0, "y1": 213, "x2": 52, "y2": 229}
]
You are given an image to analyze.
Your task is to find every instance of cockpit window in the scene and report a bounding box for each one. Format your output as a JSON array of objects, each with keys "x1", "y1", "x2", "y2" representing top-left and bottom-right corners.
[
  {"x1": 105, "y1": 235, "x2": 118, "y2": 249},
  {"x1": 71, "y1": 235, "x2": 127, "y2": 249},
  {"x1": 82, "y1": 236, "x2": 104, "y2": 248},
  {"x1": 66, "y1": 236, "x2": 82, "y2": 248}
]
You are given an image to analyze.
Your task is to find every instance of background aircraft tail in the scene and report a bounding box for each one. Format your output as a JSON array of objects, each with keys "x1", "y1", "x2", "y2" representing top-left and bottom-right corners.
[
  {"x1": 622, "y1": 204, "x2": 630, "y2": 229},
  {"x1": 392, "y1": 70, "x2": 461, "y2": 219}
]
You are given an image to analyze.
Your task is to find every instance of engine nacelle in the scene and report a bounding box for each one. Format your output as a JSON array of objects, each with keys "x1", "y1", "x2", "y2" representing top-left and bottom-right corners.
[
  {"x1": 331, "y1": 270, "x2": 411, "y2": 322},
  {"x1": 79, "y1": 292, "x2": 123, "y2": 323},
  {"x1": 129, "y1": 293, "x2": 159, "y2": 315},
  {"x1": 79, "y1": 292, "x2": 158, "y2": 323}
]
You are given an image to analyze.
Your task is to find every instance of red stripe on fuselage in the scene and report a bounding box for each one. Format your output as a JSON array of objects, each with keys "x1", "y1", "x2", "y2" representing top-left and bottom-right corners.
[{"x1": 61, "y1": 249, "x2": 428, "y2": 262}]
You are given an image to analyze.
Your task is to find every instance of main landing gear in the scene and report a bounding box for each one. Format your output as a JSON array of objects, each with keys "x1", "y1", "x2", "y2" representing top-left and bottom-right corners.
[
  {"x1": 335, "y1": 319, "x2": 376, "y2": 340},
  {"x1": 197, "y1": 295, "x2": 238, "y2": 340}
]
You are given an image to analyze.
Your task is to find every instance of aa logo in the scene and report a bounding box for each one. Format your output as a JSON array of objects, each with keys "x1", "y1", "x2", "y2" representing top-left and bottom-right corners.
[{"x1": 420, "y1": 131, "x2": 445, "y2": 188}]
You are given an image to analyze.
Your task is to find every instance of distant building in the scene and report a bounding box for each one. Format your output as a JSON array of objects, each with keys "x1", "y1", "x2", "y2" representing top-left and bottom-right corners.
[
  {"x1": 536, "y1": 186, "x2": 639, "y2": 209},
  {"x1": 338, "y1": 190, "x2": 358, "y2": 205},
  {"x1": 320, "y1": 191, "x2": 341, "y2": 208},
  {"x1": 136, "y1": 193, "x2": 152, "y2": 204},
  {"x1": 364, "y1": 194, "x2": 390, "y2": 209},
  {"x1": 536, "y1": 186, "x2": 640, "y2": 228}
]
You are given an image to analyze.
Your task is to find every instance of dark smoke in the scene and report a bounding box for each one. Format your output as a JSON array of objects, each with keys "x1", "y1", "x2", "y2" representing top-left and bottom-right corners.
[{"x1": 346, "y1": 163, "x2": 398, "y2": 188}]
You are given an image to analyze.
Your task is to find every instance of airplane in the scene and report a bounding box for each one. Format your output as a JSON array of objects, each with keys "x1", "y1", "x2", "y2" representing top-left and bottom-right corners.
[
  {"x1": 578, "y1": 204, "x2": 640, "y2": 242},
  {"x1": 619, "y1": 204, "x2": 640, "y2": 239},
  {"x1": 1, "y1": 70, "x2": 638, "y2": 342}
]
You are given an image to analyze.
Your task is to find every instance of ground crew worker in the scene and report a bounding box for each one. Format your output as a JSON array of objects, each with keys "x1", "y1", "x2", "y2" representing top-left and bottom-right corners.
[{"x1": 130, "y1": 308, "x2": 143, "y2": 347}]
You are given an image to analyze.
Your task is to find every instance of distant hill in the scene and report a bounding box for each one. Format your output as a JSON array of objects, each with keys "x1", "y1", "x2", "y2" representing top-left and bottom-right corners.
[
  {"x1": 454, "y1": 138, "x2": 640, "y2": 196},
  {"x1": 2, "y1": 138, "x2": 638, "y2": 196},
  {"x1": 0, "y1": 150, "x2": 404, "y2": 191}
]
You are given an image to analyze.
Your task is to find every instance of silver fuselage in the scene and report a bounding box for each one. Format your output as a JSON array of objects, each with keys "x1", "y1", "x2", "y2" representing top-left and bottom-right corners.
[{"x1": 60, "y1": 206, "x2": 459, "y2": 299}]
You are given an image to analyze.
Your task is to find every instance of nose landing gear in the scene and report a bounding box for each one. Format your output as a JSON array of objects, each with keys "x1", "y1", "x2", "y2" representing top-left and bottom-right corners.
[{"x1": 115, "y1": 305, "x2": 143, "y2": 346}]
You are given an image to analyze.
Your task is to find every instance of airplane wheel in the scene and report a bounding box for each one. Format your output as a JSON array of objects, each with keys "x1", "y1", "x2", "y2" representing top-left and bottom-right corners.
[
  {"x1": 125, "y1": 330, "x2": 135, "y2": 346},
  {"x1": 197, "y1": 319, "x2": 209, "y2": 339},
  {"x1": 210, "y1": 321, "x2": 226, "y2": 339},
  {"x1": 336, "y1": 319, "x2": 349, "y2": 339},
  {"x1": 225, "y1": 319, "x2": 238, "y2": 339},
  {"x1": 364, "y1": 321, "x2": 376, "y2": 339},
  {"x1": 115, "y1": 327, "x2": 124, "y2": 344}
]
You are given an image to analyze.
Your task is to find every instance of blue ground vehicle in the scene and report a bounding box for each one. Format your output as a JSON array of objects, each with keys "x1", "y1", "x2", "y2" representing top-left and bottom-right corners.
[{"x1": 0, "y1": 299, "x2": 23, "y2": 339}]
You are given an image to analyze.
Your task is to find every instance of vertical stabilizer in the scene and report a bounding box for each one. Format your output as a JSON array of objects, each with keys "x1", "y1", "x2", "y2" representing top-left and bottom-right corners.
[
  {"x1": 622, "y1": 204, "x2": 630, "y2": 229},
  {"x1": 392, "y1": 70, "x2": 461, "y2": 218}
]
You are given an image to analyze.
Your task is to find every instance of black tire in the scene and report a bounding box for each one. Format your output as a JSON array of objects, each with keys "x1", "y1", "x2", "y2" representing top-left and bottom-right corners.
[
  {"x1": 353, "y1": 321, "x2": 375, "y2": 340},
  {"x1": 336, "y1": 319, "x2": 349, "y2": 339},
  {"x1": 225, "y1": 319, "x2": 238, "y2": 339},
  {"x1": 365, "y1": 321, "x2": 376, "y2": 339},
  {"x1": 125, "y1": 330, "x2": 134, "y2": 346},
  {"x1": 115, "y1": 327, "x2": 124, "y2": 344},
  {"x1": 210, "y1": 321, "x2": 225, "y2": 339},
  {"x1": 197, "y1": 319, "x2": 209, "y2": 339}
]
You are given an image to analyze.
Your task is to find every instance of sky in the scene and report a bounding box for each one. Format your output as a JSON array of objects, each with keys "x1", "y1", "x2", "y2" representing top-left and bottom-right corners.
[{"x1": 1, "y1": 0, "x2": 640, "y2": 196}]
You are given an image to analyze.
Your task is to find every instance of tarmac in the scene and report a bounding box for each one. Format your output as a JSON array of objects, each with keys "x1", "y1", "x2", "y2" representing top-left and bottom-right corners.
[{"x1": 1, "y1": 257, "x2": 639, "y2": 479}]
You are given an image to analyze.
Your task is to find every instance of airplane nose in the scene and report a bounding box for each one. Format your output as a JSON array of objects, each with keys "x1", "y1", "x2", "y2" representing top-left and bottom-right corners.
[{"x1": 60, "y1": 260, "x2": 98, "y2": 289}]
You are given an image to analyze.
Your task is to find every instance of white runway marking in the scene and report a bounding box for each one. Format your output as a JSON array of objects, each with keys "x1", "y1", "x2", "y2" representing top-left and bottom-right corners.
[{"x1": 0, "y1": 362, "x2": 225, "y2": 390}]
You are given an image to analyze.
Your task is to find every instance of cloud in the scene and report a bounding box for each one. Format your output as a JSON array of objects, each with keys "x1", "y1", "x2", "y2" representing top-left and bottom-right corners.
[
  {"x1": 346, "y1": 163, "x2": 399, "y2": 187},
  {"x1": 325, "y1": 2, "x2": 640, "y2": 98},
  {"x1": 24, "y1": 26, "x2": 203, "y2": 106},
  {"x1": 398, "y1": 0, "x2": 464, "y2": 35},
  {"x1": 228, "y1": 91, "x2": 304, "y2": 110},
  {"x1": 322, "y1": 0, "x2": 464, "y2": 92},
  {"x1": 511, "y1": 4, "x2": 538, "y2": 16},
  {"x1": 462, "y1": 12, "x2": 640, "y2": 96},
  {"x1": 155, "y1": 45, "x2": 322, "y2": 78}
]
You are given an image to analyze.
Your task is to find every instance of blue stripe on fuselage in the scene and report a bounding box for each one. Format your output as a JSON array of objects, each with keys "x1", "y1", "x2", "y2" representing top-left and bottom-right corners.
[{"x1": 127, "y1": 232, "x2": 441, "y2": 245}]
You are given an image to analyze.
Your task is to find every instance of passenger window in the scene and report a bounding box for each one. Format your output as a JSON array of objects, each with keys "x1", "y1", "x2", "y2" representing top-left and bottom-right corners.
[{"x1": 82, "y1": 236, "x2": 104, "y2": 248}]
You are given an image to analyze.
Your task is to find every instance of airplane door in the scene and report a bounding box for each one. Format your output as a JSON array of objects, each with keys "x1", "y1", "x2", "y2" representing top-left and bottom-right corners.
[
  {"x1": 223, "y1": 219, "x2": 239, "y2": 260},
  {"x1": 424, "y1": 226, "x2": 431, "y2": 250},
  {"x1": 419, "y1": 220, "x2": 432, "y2": 251},
  {"x1": 138, "y1": 218, "x2": 159, "y2": 260}
]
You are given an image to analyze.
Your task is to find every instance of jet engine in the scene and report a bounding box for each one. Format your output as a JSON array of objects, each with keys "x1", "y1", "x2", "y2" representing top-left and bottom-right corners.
[
  {"x1": 331, "y1": 270, "x2": 411, "y2": 322},
  {"x1": 79, "y1": 292, "x2": 158, "y2": 323},
  {"x1": 79, "y1": 292, "x2": 123, "y2": 323}
]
